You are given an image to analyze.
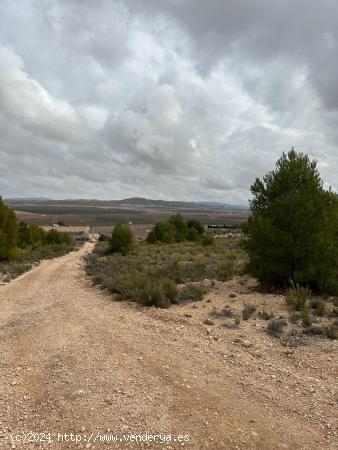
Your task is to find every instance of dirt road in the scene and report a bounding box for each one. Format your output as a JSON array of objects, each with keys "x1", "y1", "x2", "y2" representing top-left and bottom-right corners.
[{"x1": 0, "y1": 243, "x2": 336, "y2": 449}]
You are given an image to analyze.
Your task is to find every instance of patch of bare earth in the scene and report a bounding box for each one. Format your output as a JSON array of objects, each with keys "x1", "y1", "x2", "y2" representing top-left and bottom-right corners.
[{"x1": 0, "y1": 243, "x2": 336, "y2": 449}]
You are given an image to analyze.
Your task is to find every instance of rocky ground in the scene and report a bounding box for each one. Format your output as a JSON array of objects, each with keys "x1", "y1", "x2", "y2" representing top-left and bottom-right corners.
[{"x1": 0, "y1": 243, "x2": 336, "y2": 449}]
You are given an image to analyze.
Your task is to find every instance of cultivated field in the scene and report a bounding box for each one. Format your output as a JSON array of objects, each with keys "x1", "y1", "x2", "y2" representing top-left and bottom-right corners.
[{"x1": 7, "y1": 199, "x2": 248, "y2": 236}]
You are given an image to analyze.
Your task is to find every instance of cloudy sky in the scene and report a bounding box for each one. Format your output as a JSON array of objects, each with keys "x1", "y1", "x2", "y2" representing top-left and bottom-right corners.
[{"x1": 1, "y1": 0, "x2": 338, "y2": 204}]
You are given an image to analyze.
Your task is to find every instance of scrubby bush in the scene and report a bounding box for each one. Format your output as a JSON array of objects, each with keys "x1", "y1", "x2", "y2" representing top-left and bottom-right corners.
[
  {"x1": 301, "y1": 306, "x2": 312, "y2": 327},
  {"x1": 0, "y1": 197, "x2": 74, "y2": 279},
  {"x1": 147, "y1": 220, "x2": 175, "y2": 244},
  {"x1": 186, "y1": 226, "x2": 200, "y2": 242},
  {"x1": 289, "y1": 311, "x2": 302, "y2": 323},
  {"x1": 304, "y1": 326, "x2": 324, "y2": 336},
  {"x1": 202, "y1": 232, "x2": 214, "y2": 246},
  {"x1": 242, "y1": 149, "x2": 338, "y2": 292},
  {"x1": 28, "y1": 224, "x2": 46, "y2": 244},
  {"x1": 17, "y1": 221, "x2": 32, "y2": 248},
  {"x1": 309, "y1": 298, "x2": 326, "y2": 316},
  {"x1": 98, "y1": 233, "x2": 109, "y2": 241},
  {"x1": 217, "y1": 254, "x2": 237, "y2": 281},
  {"x1": 7, "y1": 247, "x2": 22, "y2": 261},
  {"x1": 324, "y1": 325, "x2": 337, "y2": 340},
  {"x1": 286, "y1": 283, "x2": 310, "y2": 311},
  {"x1": 108, "y1": 224, "x2": 134, "y2": 255},
  {"x1": 45, "y1": 229, "x2": 71, "y2": 245},
  {"x1": 138, "y1": 278, "x2": 178, "y2": 308},
  {"x1": 86, "y1": 238, "x2": 245, "y2": 308},
  {"x1": 169, "y1": 213, "x2": 188, "y2": 242},
  {"x1": 147, "y1": 215, "x2": 205, "y2": 244},
  {"x1": 177, "y1": 284, "x2": 205, "y2": 302},
  {"x1": 259, "y1": 309, "x2": 273, "y2": 320},
  {"x1": 187, "y1": 219, "x2": 204, "y2": 241},
  {"x1": 266, "y1": 318, "x2": 287, "y2": 336},
  {"x1": 210, "y1": 307, "x2": 233, "y2": 318},
  {"x1": 242, "y1": 303, "x2": 256, "y2": 320}
]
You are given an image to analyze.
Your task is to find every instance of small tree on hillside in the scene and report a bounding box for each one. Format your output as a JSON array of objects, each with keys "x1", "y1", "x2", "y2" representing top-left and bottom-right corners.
[
  {"x1": 187, "y1": 219, "x2": 205, "y2": 241},
  {"x1": 242, "y1": 149, "x2": 338, "y2": 292},
  {"x1": 146, "y1": 220, "x2": 175, "y2": 244},
  {"x1": 109, "y1": 223, "x2": 134, "y2": 255},
  {"x1": 168, "y1": 213, "x2": 188, "y2": 242}
]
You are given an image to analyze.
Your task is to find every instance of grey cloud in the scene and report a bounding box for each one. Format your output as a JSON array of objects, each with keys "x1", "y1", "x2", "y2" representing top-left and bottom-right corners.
[
  {"x1": 0, "y1": 0, "x2": 338, "y2": 203},
  {"x1": 127, "y1": 0, "x2": 338, "y2": 111}
]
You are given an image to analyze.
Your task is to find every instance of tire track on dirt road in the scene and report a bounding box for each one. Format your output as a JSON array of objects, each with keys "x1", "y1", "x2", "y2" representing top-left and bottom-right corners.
[{"x1": 0, "y1": 243, "x2": 334, "y2": 449}]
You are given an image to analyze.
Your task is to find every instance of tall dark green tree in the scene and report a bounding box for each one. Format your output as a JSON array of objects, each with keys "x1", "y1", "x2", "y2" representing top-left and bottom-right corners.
[
  {"x1": 18, "y1": 221, "x2": 32, "y2": 248},
  {"x1": 242, "y1": 149, "x2": 338, "y2": 292},
  {"x1": 0, "y1": 197, "x2": 18, "y2": 260}
]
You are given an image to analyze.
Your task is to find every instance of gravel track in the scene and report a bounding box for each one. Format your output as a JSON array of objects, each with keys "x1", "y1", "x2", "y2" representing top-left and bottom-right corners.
[{"x1": 0, "y1": 243, "x2": 336, "y2": 449}]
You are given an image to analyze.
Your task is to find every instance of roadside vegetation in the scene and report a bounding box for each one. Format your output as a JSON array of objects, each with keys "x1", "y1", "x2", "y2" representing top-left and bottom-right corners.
[
  {"x1": 85, "y1": 226, "x2": 245, "y2": 308},
  {"x1": 146, "y1": 213, "x2": 208, "y2": 244},
  {"x1": 86, "y1": 150, "x2": 338, "y2": 340},
  {"x1": 0, "y1": 197, "x2": 74, "y2": 281}
]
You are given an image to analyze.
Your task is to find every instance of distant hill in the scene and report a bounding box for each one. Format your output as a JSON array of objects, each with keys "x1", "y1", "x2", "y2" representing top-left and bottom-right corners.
[
  {"x1": 120, "y1": 197, "x2": 247, "y2": 210},
  {"x1": 6, "y1": 197, "x2": 247, "y2": 211},
  {"x1": 5, "y1": 197, "x2": 51, "y2": 202}
]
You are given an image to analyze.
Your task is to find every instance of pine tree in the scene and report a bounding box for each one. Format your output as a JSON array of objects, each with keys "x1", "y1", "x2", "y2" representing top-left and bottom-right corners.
[
  {"x1": 242, "y1": 149, "x2": 338, "y2": 292},
  {"x1": 0, "y1": 197, "x2": 18, "y2": 260}
]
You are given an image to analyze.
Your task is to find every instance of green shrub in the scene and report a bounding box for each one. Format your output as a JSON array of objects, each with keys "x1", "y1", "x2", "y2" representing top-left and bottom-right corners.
[
  {"x1": 0, "y1": 242, "x2": 73, "y2": 281},
  {"x1": 289, "y1": 311, "x2": 301, "y2": 323},
  {"x1": 147, "y1": 220, "x2": 175, "y2": 244},
  {"x1": 216, "y1": 260, "x2": 235, "y2": 281},
  {"x1": 309, "y1": 298, "x2": 326, "y2": 316},
  {"x1": 7, "y1": 247, "x2": 22, "y2": 261},
  {"x1": 45, "y1": 229, "x2": 71, "y2": 245},
  {"x1": 301, "y1": 306, "x2": 312, "y2": 327},
  {"x1": 242, "y1": 149, "x2": 338, "y2": 291},
  {"x1": 242, "y1": 304, "x2": 256, "y2": 320},
  {"x1": 202, "y1": 232, "x2": 214, "y2": 246},
  {"x1": 210, "y1": 307, "x2": 233, "y2": 318},
  {"x1": 17, "y1": 221, "x2": 32, "y2": 248},
  {"x1": 98, "y1": 233, "x2": 109, "y2": 241},
  {"x1": 286, "y1": 284, "x2": 310, "y2": 311},
  {"x1": 0, "y1": 197, "x2": 18, "y2": 260},
  {"x1": 259, "y1": 309, "x2": 273, "y2": 320},
  {"x1": 138, "y1": 278, "x2": 178, "y2": 308},
  {"x1": 187, "y1": 226, "x2": 200, "y2": 242},
  {"x1": 147, "y1": 215, "x2": 205, "y2": 244},
  {"x1": 187, "y1": 219, "x2": 204, "y2": 241},
  {"x1": 28, "y1": 224, "x2": 46, "y2": 244},
  {"x1": 180, "y1": 261, "x2": 207, "y2": 282},
  {"x1": 177, "y1": 284, "x2": 205, "y2": 302},
  {"x1": 86, "y1": 238, "x2": 245, "y2": 309},
  {"x1": 161, "y1": 278, "x2": 179, "y2": 303},
  {"x1": 169, "y1": 213, "x2": 188, "y2": 242},
  {"x1": 304, "y1": 326, "x2": 324, "y2": 336},
  {"x1": 109, "y1": 224, "x2": 134, "y2": 255},
  {"x1": 324, "y1": 325, "x2": 337, "y2": 340},
  {"x1": 266, "y1": 319, "x2": 287, "y2": 336}
]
